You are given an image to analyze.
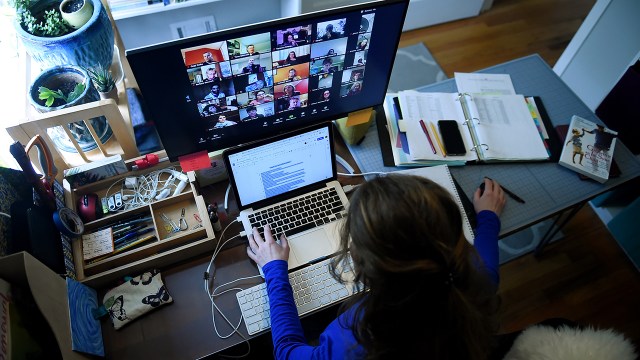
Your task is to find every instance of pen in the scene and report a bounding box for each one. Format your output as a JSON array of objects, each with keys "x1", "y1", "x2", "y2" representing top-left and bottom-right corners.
[
  {"x1": 485, "y1": 177, "x2": 526, "y2": 204},
  {"x1": 114, "y1": 227, "x2": 154, "y2": 245},
  {"x1": 429, "y1": 122, "x2": 446, "y2": 157},
  {"x1": 419, "y1": 120, "x2": 436, "y2": 154}
]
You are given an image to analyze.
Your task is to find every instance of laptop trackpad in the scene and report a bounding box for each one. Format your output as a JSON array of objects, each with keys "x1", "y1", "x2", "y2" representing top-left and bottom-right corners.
[{"x1": 289, "y1": 228, "x2": 333, "y2": 265}]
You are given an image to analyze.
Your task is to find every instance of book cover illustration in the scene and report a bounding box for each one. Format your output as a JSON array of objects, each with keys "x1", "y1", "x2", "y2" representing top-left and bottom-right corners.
[{"x1": 559, "y1": 115, "x2": 618, "y2": 183}]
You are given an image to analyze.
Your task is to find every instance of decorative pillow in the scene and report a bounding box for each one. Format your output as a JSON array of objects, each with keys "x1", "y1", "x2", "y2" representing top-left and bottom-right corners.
[{"x1": 102, "y1": 269, "x2": 173, "y2": 330}]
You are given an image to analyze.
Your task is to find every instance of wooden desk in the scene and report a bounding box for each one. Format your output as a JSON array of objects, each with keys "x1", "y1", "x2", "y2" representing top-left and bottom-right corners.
[{"x1": 100, "y1": 131, "x2": 362, "y2": 359}]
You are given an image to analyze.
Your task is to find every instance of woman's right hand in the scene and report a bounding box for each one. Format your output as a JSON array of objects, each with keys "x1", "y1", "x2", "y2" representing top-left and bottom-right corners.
[{"x1": 473, "y1": 178, "x2": 506, "y2": 216}]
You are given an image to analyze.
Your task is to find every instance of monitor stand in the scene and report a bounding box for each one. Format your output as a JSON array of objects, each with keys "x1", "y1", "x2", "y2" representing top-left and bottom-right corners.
[{"x1": 335, "y1": 107, "x2": 375, "y2": 145}]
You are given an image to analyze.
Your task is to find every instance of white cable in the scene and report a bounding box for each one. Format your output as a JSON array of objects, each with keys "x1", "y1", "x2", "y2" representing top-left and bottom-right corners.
[
  {"x1": 335, "y1": 154, "x2": 355, "y2": 174},
  {"x1": 224, "y1": 183, "x2": 231, "y2": 212},
  {"x1": 0, "y1": 212, "x2": 10, "y2": 219},
  {"x1": 204, "y1": 218, "x2": 260, "y2": 348},
  {"x1": 338, "y1": 171, "x2": 386, "y2": 177}
]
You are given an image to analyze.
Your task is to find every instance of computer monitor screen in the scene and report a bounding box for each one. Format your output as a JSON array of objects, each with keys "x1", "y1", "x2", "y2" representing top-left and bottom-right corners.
[{"x1": 126, "y1": 0, "x2": 409, "y2": 161}]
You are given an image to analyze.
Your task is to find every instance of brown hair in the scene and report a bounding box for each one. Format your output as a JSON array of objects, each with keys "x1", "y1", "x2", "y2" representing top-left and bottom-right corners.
[{"x1": 330, "y1": 174, "x2": 499, "y2": 359}]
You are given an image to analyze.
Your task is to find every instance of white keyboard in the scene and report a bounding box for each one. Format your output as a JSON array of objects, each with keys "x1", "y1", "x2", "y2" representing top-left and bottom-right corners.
[{"x1": 236, "y1": 256, "x2": 358, "y2": 335}]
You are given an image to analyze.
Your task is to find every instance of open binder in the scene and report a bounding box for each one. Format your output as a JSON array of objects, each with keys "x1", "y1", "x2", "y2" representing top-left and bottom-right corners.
[{"x1": 398, "y1": 90, "x2": 556, "y2": 163}]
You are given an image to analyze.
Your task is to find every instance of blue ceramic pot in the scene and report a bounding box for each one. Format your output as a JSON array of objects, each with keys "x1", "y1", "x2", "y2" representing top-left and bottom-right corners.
[
  {"x1": 29, "y1": 65, "x2": 113, "y2": 152},
  {"x1": 15, "y1": 0, "x2": 114, "y2": 71}
]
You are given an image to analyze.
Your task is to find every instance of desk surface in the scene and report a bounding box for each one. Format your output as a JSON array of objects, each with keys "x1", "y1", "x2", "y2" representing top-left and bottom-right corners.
[
  {"x1": 348, "y1": 54, "x2": 640, "y2": 236},
  {"x1": 101, "y1": 54, "x2": 640, "y2": 359}
]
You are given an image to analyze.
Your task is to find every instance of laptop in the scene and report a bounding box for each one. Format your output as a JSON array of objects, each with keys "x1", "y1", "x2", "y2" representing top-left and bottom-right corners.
[{"x1": 222, "y1": 122, "x2": 349, "y2": 270}]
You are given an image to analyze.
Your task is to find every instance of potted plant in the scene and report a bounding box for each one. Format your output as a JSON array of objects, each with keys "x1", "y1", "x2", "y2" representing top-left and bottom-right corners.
[
  {"x1": 11, "y1": 0, "x2": 114, "y2": 71},
  {"x1": 87, "y1": 65, "x2": 118, "y2": 103},
  {"x1": 59, "y1": 0, "x2": 94, "y2": 29},
  {"x1": 29, "y1": 65, "x2": 113, "y2": 152}
]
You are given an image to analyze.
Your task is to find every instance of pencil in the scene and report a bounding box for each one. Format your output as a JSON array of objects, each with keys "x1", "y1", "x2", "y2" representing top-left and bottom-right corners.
[
  {"x1": 87, "y1": 235, "x2": 157, "y2": 264},
  {"x1": 429, "y1": 122, "x2": 446, "y2": 157},
  {"x1": 419, "y1": 120, "x2": 436, "y2": 154}
]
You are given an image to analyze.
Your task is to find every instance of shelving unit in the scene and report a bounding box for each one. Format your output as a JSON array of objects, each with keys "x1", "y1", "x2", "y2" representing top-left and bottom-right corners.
[{"x1": 64, "y1": 166, "x2": 216, "y2": 288}]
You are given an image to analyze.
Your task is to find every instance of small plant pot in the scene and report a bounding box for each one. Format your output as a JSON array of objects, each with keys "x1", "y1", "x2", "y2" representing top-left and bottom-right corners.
[
  {"x1": 60, "y1": 0, "x2": 94, "y2": 29},
  {"x1": 99, "y1": 87, "x2": 119, "y2": 104}
]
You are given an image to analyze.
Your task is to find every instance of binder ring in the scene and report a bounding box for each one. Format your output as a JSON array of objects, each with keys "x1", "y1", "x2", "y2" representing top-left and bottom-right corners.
[
  {"x1": 470, "y1": 144, "x2": 489, "y2": 152},
  {"x1": 463, "y1": 117, "x2": 480, "y2": 125}
]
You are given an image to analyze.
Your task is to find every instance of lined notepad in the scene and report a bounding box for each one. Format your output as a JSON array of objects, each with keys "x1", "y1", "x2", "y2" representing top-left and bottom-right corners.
[{"x1": 392, "y1": 165, "x2": 475, "y2": 244}]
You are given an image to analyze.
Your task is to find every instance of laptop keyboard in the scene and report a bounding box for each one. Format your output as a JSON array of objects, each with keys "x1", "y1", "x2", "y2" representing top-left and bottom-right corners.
[
  {"x1": 248, "y1": 187, "x2": 346, "y2": 238},
  {"x1": 236, "y1": 255, "x2": 359, "y2": 335}
]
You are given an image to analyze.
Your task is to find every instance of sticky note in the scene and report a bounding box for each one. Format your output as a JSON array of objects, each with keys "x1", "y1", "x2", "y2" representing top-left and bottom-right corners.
[{"x1": 179, "y1": 151, "x2": 211, "y2": 172}]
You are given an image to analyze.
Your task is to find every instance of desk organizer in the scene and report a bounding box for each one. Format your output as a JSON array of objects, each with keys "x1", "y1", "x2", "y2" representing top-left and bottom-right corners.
[{"x1": 64, "y1": 163, "x2": 216, "y2": 288}]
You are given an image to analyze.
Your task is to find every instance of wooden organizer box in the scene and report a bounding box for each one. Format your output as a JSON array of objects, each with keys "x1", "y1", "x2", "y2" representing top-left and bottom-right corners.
[{"x1": 63, "y1": 164, "x2": 216, "y2": 288}]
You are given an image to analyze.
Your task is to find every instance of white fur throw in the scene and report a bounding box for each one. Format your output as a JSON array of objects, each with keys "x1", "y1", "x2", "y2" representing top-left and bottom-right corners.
[{"x1": 504, "y1": 325, "x2": 637, "y2": 360}]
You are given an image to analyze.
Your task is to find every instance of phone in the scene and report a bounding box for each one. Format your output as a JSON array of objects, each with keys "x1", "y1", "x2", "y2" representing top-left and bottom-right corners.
[{"x1": 438, "y1": 120, "x2": 467, "y2": 156}]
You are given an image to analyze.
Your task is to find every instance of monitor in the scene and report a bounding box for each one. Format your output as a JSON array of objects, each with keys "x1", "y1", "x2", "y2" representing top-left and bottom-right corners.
[{"x1": 126, "y1": 0, "x2": 409, "y2": 161}]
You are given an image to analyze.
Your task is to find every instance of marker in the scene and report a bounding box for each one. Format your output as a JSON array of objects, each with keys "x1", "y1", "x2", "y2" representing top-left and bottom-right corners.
[
  {"x1": 429, "y1": 122, "x2": 446, "y2": 157},
  {"x1": 485, "y1": 177, "x2": 526, "y2": 204},
  {"x1": 419, "y1": 120, "x2": 436, "y2": 154}
]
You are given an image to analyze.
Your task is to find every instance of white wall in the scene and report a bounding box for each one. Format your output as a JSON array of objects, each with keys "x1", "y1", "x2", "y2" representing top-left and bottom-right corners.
[
  {"x1": 553, "y1": 0, "x2": 640, "y2": 111},
  {"x1": 116, "y1": 0, "x2": 281, "y2": 49}
]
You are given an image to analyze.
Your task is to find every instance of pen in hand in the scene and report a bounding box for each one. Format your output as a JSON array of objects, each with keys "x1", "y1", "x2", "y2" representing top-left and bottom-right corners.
[{"x1": 484, "y1": 177, "x2": 526, "y2": 204}]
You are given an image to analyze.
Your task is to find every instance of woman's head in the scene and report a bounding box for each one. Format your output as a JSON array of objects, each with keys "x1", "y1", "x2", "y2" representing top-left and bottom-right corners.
[
  {"x1": 284, "y1": 84, "x2": 295, "y2": 96},
  {"x1": 342, "y1": 175, "x2": 464, "y2": 280},
  {"x1": 333, "y1": 174, "x2": 498, "y2": 359},
  {"x1": 288, "y1": 51, "x2": 296, "y2": 59}
]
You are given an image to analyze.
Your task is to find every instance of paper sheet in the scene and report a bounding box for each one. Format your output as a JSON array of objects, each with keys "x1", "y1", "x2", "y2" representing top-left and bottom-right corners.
[{"x1": 454, "y1": 72, "x2": 516, "y2": 95}]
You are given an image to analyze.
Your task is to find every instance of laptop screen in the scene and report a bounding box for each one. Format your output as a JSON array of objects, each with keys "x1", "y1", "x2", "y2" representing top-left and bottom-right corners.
[{"x1": 225, "y1": 122, "x2": 336, "y2": 209}]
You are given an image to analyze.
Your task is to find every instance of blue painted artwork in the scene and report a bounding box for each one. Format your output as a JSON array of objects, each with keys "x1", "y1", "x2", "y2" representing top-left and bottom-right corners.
[{"x1": 66, "y1": 278, "x2": 105, "y2": 357}]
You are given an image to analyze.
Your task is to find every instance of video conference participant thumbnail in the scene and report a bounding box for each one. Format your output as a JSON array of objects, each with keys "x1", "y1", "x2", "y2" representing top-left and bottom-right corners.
[
  {"x1": 227, "y1": 33, "x2": 270, "y2": 60},
  {"x1": 272, "y1": 46, "x2": 311, "y2": 67},
  {"x1": 241, "y1": 103, "x2": 274, "y2": 122},
  {"x1": 274, "y1": 25, "x2": 312, "y2": 48},
  {"x1": 316, "y1": 19, "x2": 346, "y2": 41}
]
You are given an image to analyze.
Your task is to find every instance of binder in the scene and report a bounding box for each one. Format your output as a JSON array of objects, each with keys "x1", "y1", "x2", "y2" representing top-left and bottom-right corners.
[{"x1": 398, "y1": 90, "x2": 555, "y2": 163}]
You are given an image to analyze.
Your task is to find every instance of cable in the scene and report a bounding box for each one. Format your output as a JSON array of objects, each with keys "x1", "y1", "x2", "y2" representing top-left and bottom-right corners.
[
  {"x1": 335, "y1": 154, "x2": 355, "y2": 174},
  {"x1": 224, "y1": 183, "x2": 231, "y2": 212},
  {"x1": 338, "y1": 171, "x2": 386, "y2": 177},
  {"x1": 104, "y1": 167, "x2": 187, "y2": 212},
  {"x1": 0, "y1": 212, "x2": 10, "y2": 219},
  {"x1": 204, "y1": 217, "x2": 261, "y2": 355}
]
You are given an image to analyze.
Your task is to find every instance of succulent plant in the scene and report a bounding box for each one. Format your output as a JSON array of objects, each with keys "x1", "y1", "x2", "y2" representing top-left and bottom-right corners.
[
  {"x1": 12, "y1": 0, "x2": 72, "y2": 37},
  {"x1": 87, "y1": 66, "x2": 116, "y2": 93}
]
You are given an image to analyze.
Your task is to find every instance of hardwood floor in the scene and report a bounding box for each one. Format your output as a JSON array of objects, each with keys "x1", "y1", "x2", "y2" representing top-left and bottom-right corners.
[{"x1": 400, "y1": 0, "x2": 640, "y2": 349}]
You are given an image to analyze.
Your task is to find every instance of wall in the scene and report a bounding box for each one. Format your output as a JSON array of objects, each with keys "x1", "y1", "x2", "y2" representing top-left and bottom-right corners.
[
  {"x1": 553, "y1": 0, "x2": 640, "y2": 111},
  {"x1": 116, "y1": 0, "x2": 281, "y2": 49}
]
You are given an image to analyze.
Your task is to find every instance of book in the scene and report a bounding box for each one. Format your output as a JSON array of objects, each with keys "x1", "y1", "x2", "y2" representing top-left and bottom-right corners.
[
  {"x1": 392, "y1": 165, "x2": 475, "y2": 243},
  {"x1": 397, "y1": 90, "x2": 551, "y2": 163},
  {"x1": 558, "y1": 115, "x2": 618, "y2": 183},
  {"x1": 555, "y1": 124, "x2": 621, "y2": 180}
]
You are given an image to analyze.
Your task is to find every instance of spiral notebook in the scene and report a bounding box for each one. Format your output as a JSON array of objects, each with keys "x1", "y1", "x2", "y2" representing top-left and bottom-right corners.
[
  {"x1": 398, "y1": 90, "x2": 550, "y2": 163},
  {"x1": 392, "y1": 165, "x2": 475, "y2": 244}
]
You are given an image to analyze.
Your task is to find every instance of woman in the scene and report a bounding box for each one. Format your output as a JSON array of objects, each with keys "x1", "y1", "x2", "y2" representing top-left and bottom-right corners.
[
  {"x1": 284, "y1": 51, "x2": 298, "y2": 65},
  {"x1": 347, "y1": 81, "x2": 362, "y2": 96},
  {"x1": 283, "y1": 33, "x2": 298, "y2": 47},
  {"x1": 247, "y1": 175, "x2": 505, "y2": 359}
]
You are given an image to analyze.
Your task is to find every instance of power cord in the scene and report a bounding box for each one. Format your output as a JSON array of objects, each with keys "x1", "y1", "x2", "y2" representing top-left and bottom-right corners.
[
  {"x1": 105, "y1": 167, "x2": 187, "y2": 211},
  {"x1": 204, "y1": 218, "x2": 260, "y2": 357}
]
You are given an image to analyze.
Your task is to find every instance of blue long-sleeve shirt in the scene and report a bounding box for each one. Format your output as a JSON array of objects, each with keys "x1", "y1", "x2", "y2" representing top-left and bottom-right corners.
[{"x1": 262, "y1": 210, "x2": 501, "y2": 359}]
